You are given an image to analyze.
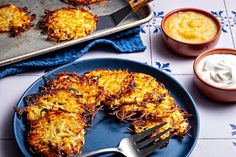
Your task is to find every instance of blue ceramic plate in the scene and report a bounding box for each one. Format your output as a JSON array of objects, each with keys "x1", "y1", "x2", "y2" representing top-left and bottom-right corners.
[{"x1": 13, "y1": 58, "x2": 199, "y2": 157}]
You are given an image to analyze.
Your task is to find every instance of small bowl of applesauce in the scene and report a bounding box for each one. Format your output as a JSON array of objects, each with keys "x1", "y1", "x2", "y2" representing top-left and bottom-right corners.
[
  {"x1": 193, "y1": 48, "x2": 236, "y2": 102},
  {"x1": 161, "y1": 8, "x2": 221, "y2": 57}
]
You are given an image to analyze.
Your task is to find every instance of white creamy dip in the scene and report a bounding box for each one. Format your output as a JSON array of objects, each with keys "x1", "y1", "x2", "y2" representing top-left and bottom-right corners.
[{"x1": 197, "y1": 54, "x2": 236, "y2": 89}]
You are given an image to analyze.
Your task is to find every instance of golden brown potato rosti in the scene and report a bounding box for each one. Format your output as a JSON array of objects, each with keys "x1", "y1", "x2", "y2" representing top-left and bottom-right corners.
[
  {"x1": 42, "y1": 72, "x2": 104, "y2": 113},
  {"x1": 63, "y1": 0, "x2": 108, "y2": 6},
  {"x1": 0, "y1": 4, "x2": 35, "y2": 35},
  {"x1": 131, "y1": 102, "x2": 189, "y2": 140},
  {"x1": 40, "y1": 7, "x2": 97, "y2": 42},
  {"x1": 23, "y1": 89, "x2": 84, "y2": 122},
  {"x1": 84, "y1": 69, "x2": 135, "y2": 107},
  {"x1": 87, "y1": 71, "x2": 189, "y2": 139},
  {"x1": 110, "y1": 72, "x2": 169, "y2": 108},
  {"x1": 28, "y1": 109, "x2": 85, "y2": 157},
  {"x1": 94, "y1": 72, "x2": 168, "y2": 121}
]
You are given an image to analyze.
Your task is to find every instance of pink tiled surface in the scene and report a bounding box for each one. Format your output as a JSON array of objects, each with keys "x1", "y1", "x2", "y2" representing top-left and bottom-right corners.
[{"x1": 1, "y1": 0, "x2": 236, "y2": 156}]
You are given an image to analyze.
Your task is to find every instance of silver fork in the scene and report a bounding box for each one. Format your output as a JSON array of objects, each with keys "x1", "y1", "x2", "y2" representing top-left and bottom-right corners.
[{"x1": 77, "y1": 123, "x2": 172, "y2": 157}]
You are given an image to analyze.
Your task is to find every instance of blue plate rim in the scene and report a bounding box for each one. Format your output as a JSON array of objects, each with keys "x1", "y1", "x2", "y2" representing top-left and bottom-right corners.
[{"x1": 13, "y1": 57, "x2": 200, "y2": 157}]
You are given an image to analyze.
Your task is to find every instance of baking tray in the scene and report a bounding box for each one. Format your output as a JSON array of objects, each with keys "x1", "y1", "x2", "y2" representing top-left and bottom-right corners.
[{"x1": 0, "y1": 0, "x2": 152, "y2": 66}]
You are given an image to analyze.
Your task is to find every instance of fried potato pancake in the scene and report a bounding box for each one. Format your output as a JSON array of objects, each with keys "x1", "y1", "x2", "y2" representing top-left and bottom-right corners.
[
  {"x1": 28, "y1": 109, "x2": 85, "y2": 157},
  {"x1": 131, "y1": 103, "x2": 189, "y2": 139},
  {"x1": 23, "y1": 89, "x2": 84, "y2": 122},
  {"x1": 63, "y1": 0, "x2": 108, "y2": 6},
  {"x1": 98, "y1": 72, "x2": 168, "y2": 120},
  {"x1": 111, "y1": 72, "x2": 169, "y2": 108},
  {"x1": 0, "y1": 4, "x2": 34, "y2": 35},
  {"x1": 84, "y1": 69, "x2": 135, "y2": 106},
  {"x1": 115, "y1": 90, "x2": 174, "y2": 120},
  {"x1": 43, "y1": 72, "x2": 104, "y2": 112},
  {"x1": 41, "y1": 7, "x2": 97, "y2": 41},
  {"x1": 89, "y1": 71, "x2": 189, "y2": 139}
]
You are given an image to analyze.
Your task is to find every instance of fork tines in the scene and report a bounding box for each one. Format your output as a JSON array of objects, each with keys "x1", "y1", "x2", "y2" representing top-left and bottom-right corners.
[
  {"x1": 140, "y1": 133, "x2": 174, "y2": 156},
  {"x1": 132, "y1": 122, "x2": 172, "y2": 156}
]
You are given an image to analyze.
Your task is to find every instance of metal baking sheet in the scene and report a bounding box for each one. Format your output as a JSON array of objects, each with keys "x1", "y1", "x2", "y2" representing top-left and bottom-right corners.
[{"x1": 0, "y1": 0, "x2": 152, "y2": 66}]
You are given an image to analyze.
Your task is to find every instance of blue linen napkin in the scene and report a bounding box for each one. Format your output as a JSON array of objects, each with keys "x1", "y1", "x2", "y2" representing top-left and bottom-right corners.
[{"x1": 0, "y1": 27, "x2": 146, "y2": 79}]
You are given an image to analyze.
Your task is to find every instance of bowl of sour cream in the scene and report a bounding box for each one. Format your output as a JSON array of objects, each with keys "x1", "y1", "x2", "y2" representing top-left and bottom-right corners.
[
  {"x1": 193, "y1": 48, "x2": 236, "y2": 102},
  {"x1": 161, "y1": 8, "x2": 221, "y2": 57}
]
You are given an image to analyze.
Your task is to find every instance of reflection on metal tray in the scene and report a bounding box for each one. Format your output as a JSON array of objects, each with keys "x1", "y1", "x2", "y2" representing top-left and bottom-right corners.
[{"x1": 0, "y1": 0, "x2": 152, "y2": 66}]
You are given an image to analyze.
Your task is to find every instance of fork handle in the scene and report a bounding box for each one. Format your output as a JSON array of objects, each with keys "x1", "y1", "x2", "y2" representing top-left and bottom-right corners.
[
  {"x1": 129, "y1": 0, "x2": 153, "y2": 12},
  {"x1": 76, "y1": 147, "x2": 122, "y2": 157}
]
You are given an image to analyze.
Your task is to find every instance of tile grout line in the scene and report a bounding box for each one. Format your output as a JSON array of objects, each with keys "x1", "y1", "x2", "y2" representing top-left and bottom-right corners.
[
  {"x1": 199, "y1": 137, "x2": 236, "y2": 140},
  {"x1": 170, "y1": 74, "x2": 193, "y2": 76},
  {"x1": 223, "y1": 0, "x2": 236, "y2": 49}
]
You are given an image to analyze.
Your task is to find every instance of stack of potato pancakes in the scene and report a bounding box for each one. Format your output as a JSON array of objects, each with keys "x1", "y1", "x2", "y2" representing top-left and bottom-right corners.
[{"x1": 18, "y1": 69, "x2": 189, "y2": 156}]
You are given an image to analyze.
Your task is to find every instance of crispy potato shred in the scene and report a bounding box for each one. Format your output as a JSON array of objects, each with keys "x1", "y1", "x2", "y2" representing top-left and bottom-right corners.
[
  {"x1": 63, "y1": 0, "x2": 108, "y2": 6},
  {"x1": 40, "y1": 7, "x2": 97, "y2": 42},
  {"x1": 0, "y1": 4, "x2": 35, "y2": 36},
  {"x1": 17, "y1": 70, "x2": 190, "y2": 156}
]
